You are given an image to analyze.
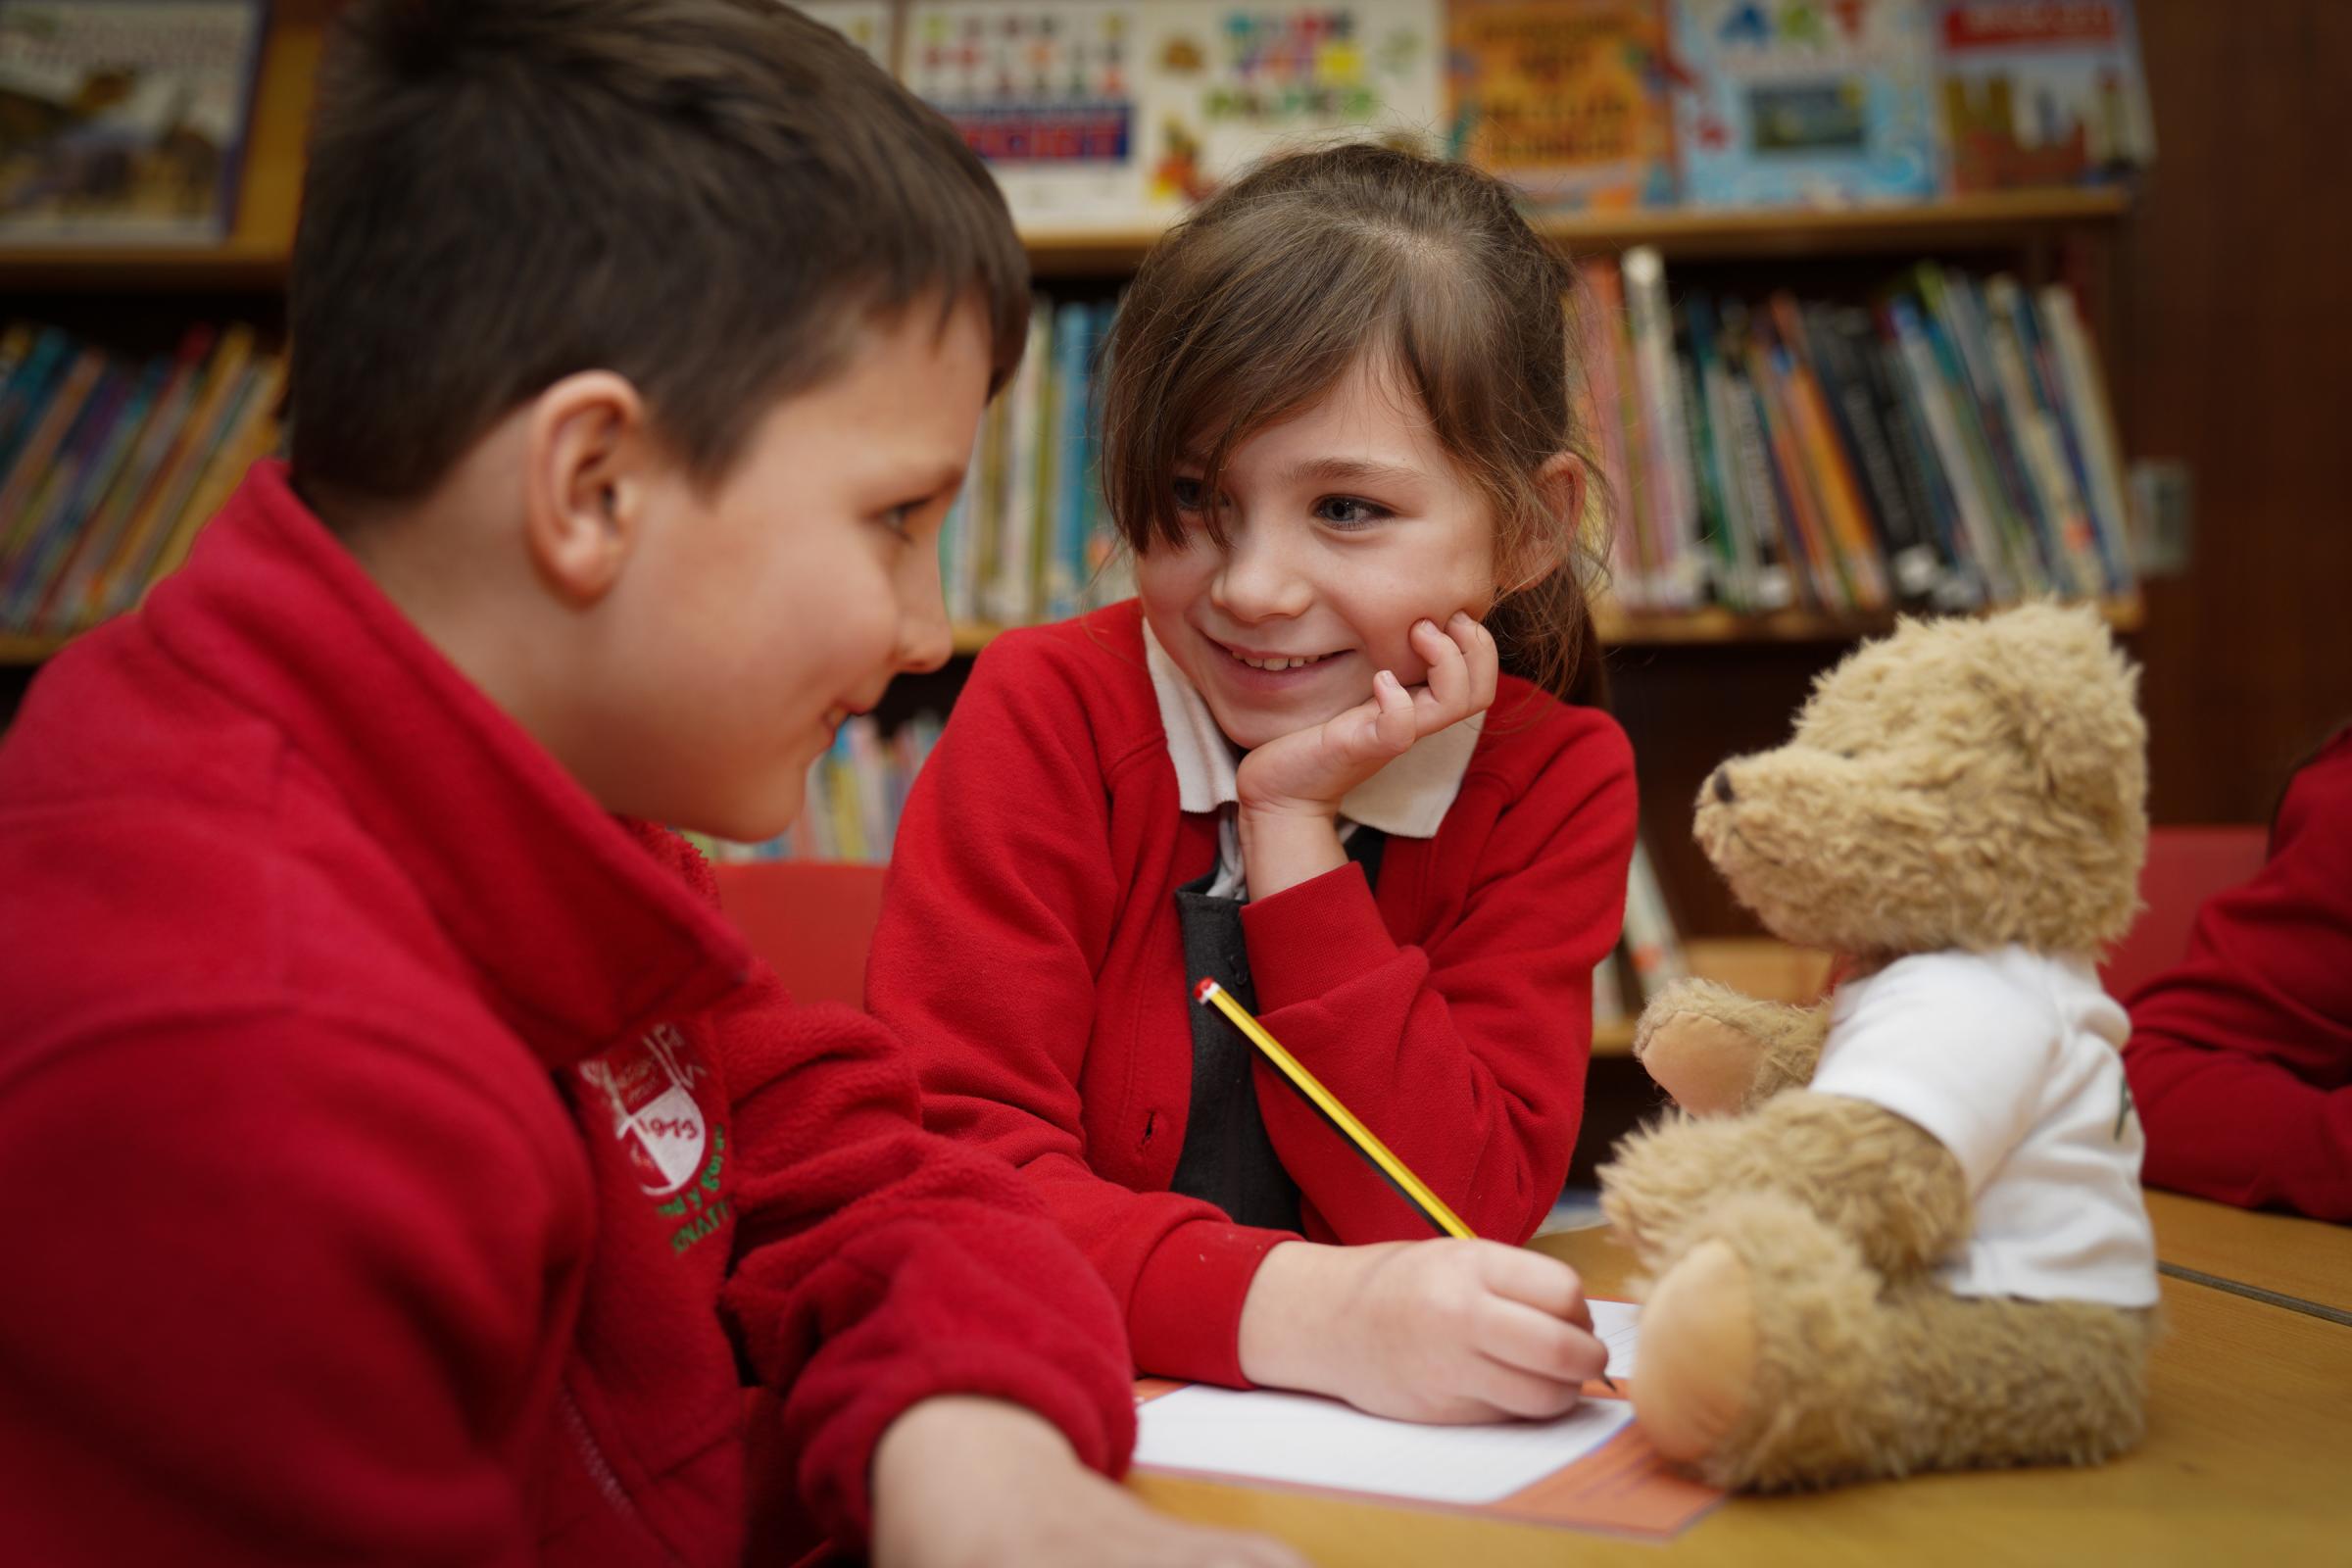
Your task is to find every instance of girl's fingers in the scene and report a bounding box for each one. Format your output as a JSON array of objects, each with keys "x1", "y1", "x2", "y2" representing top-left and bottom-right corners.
[
  {"x1": 1368, "y1": 668, "x2": 1416, "y2": 755},
  {"x1": 1411, "y1": 617, "x2": 1470, "y2": 725},
  {"x1": 1477, "y1": 1245, "x2": 1594, "y2": 1331},
  {"x1": 1458, "y1": 612, "x2": 1500, "y2": 710},
  {"x1": 1461, "y1": 1352, "x2": 1585, "y2": 1422},
  {"x1": 1477, "y1": 1296, "x2": 1610, "y2": 1387}
]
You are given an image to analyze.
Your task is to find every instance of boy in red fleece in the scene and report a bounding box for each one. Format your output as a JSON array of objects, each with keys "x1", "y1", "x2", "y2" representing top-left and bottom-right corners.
[{"x1": 0, "y1": 4, "x2": 1300, "y2": 1565}]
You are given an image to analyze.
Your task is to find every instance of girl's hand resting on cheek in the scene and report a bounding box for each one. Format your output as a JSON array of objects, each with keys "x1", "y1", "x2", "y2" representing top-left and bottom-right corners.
[
  {"x1": 1236, "y1": 612, "x2": 1499, "y2": 818},
  {"x1": 1236, "y1": 1239, "x2": 1609, "y2": 1425},
  {"x1": 1234, "y1": 613, "x2": 1499, "y2": 899}
]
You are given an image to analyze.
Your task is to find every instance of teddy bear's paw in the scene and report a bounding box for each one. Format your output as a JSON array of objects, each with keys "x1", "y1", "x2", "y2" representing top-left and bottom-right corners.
[
  {"x1": 1632, "y1": 1240, "x2": 1759, "y2": 1465},
  {"x1": 1634, "y1": 1011, "x2": 1770, "y2": 1117}
]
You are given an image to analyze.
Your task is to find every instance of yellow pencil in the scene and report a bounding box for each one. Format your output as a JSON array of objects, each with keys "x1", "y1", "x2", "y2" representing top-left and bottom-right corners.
[{"x1": 1193, "y1": 977, "x2": 1474, "y2": 1241}]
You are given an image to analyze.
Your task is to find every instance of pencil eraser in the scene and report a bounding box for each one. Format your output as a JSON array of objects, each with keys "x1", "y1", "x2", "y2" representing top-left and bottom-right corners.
[{"x1": 1193, "y1": 978, "x2": 1217, "y2": 1003}]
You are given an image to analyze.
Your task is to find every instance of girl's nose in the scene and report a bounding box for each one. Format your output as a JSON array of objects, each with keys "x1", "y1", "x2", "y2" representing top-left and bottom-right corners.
[{"x1": 1211, "y1": 526, "x2": 1312, "y2": 622}]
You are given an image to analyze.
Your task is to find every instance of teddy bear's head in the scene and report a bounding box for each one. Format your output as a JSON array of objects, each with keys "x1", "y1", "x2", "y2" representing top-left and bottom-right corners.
[{"x1": 1692, "y1": 603, "x2": 2147, "y2": 959}]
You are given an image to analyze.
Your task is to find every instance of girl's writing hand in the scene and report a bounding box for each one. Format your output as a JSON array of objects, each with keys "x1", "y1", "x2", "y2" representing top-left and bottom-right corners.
[
  {"x1": 1237, "y1": 1239, "x2": 1607, "y2": 1425},
  {"x1": 1234, "y1": 612, "x2": 1499, "y2": 821}
]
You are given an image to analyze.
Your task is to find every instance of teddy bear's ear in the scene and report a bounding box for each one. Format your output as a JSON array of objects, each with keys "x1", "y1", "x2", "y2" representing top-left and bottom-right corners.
[{"x1": 1973, "y1": 604, "x2": 2148, "y2": 822}]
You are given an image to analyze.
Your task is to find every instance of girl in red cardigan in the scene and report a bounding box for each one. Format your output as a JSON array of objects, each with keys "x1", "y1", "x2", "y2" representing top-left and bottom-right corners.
[{"x1": 869, "y1": 145, "x2": 1640, "y2": 1419}]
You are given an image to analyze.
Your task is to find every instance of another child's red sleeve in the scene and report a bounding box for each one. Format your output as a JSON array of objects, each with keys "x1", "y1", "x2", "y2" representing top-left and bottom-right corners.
[
  {"x1": 1240, "y1": 710, "x2": 1638, "y2": 1247},
  {"x1": 2125, "y1": 736, "x2": 2352, "y2": 1221},
  {"x1": 709, "y1": 966, "x2": 1137, "y2": 1549},
  {"x1": 867, "y1": 642, "x2": 1291, "y2": 1389}
]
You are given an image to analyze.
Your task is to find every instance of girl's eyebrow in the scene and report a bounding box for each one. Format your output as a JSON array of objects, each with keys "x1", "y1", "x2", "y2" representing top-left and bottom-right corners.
[{"x1": 1280, "y1": 456, "x2": 1426, "y2": 489}]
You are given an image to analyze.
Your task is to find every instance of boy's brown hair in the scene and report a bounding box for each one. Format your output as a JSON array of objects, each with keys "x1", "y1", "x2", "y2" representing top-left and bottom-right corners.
[
  {"x1": 1100, "y1": 142, "x2": 1606, "y2": 707},
  {"x1": 289, "y1": 0, "x2": 1029, "y2": 507}
]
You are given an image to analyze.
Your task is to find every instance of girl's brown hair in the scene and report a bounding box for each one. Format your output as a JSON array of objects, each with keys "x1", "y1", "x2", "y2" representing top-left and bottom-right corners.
[{"x1": 1100, "y1": 141, "x2": 1607, "y2": 708}]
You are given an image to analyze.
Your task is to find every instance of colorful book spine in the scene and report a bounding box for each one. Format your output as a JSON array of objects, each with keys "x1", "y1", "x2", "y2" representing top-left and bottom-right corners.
[
  {"x1": 1622, "y1": 246, "x2": 1704, "y2": 609},
  {"x1": 1621, "y1": 838, "x2": 1689, "y2": 1004},
  {"x1": 2035, "y1": 285, "x2": 2136, "y2": 594}
]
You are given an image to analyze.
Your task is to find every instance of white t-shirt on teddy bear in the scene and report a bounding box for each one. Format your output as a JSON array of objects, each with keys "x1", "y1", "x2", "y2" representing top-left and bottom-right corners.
[{"x1": 1812, "y1": 946, "x2": 2159, "y2": 1309}]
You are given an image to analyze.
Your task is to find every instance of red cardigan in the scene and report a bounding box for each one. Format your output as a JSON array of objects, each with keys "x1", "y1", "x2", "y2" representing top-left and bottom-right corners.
[
  {"x1": 0, "y1": 464, "x2": 1134, "y2": 1565},
  {"x1": 2125, "y1": 730, "x2": 2352, "y2": 1221},
  {"x1": 868, "y1": 605, "x2": 1639, "y2": 1385}
]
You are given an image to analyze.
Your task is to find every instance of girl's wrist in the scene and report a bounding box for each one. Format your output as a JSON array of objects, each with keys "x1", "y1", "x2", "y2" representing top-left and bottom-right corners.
[
  {"x1": 1237, "y1": 1241, "x2": 1345, "y2": 1395},
  {"x1": 1236, "y1": 805, "x2": 1348, "y2": 899}
]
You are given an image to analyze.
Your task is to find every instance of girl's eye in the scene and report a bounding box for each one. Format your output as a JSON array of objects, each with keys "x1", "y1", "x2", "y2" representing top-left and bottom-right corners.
[
  {"x1": 1314, "y1": 495, "x2": 1390, "y2": 529},
  {"x1": 877, "y1": 502, "x2": 920, "y2": 539},
  {"x1": 1172, "y1": 476, "x2": 1206, "y2": 512}
]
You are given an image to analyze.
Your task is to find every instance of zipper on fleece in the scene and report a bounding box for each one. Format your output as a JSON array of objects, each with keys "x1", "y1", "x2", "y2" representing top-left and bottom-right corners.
[{"x1": 559, "y1": 1380, "x2": 687, "y2": 1568}]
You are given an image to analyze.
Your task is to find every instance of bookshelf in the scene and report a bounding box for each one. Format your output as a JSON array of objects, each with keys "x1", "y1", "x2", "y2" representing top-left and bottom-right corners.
[{"x1": 0, "y1": 2, "x2": 2149, "y2": 934}]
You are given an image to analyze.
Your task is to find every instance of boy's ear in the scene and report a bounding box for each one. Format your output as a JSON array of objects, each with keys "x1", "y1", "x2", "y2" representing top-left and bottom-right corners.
[
  {"x1": 524, "y1": 370, "x2": 652, "y2": 605},
  {"x1": 1498, "y1": 451, "x2": 1586, "y2": 596}
]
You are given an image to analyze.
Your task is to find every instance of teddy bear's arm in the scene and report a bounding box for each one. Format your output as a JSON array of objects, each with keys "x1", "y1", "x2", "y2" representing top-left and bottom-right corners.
[
  {"x1": 1600, "y1": 1092, "x2": 1969, "y2": 1282},
  {"x1": 1632, "y1": 980, "x2": 1832, "y2": 1117}
]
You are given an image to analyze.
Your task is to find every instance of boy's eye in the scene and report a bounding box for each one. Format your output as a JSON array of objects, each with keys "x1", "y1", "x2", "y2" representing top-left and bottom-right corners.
[
  {"x1": 1172, "y1": 476, "x2": 1206, "y2": 512},
  {"x1": 877, "y1": 501, "x2": 921, "y2": 539},
  {"x1": 1314, "y1": 495, "x2": 1390, "y2": 529}
]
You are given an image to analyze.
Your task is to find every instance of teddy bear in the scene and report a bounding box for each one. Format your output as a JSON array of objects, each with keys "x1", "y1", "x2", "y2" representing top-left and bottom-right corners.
[{"x1": 1598, "y1": 602, "x2": 2161, "y2": 1492}]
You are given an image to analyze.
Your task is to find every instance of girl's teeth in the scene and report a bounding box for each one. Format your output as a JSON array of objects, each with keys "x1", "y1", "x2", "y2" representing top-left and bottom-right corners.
[{"x1": 1234, "y1": 651, "x2": 1328, "y2": 671}]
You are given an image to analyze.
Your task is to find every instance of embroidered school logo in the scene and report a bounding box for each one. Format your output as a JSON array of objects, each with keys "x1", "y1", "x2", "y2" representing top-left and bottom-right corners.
[
  {"x1": 577, "y1": 1025, "x2": 736, "y2": 1254},
  {"x1": 579, "y1": 1023, "x2": 710, "y2": 1197}
]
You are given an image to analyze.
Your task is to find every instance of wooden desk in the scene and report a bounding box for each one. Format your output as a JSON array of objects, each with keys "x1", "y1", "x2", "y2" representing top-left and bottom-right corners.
[
  {"x1": 1132, "y1": 1219, "x2": 2352, "y2": 1565},
  {"x1": 2148, "y1": 1189, "x2": 2352, "y2": 1317}
]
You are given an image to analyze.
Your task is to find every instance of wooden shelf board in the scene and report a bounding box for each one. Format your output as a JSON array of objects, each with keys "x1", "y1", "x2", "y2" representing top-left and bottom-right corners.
[
  {"x1": 8, "y1": 600, "x2": 2144, "y2": 668},
  {"x1": 1592, "y1": 937, "x2": 1835, "y2": 1058},
  {"x1": 1595, "y1": 594, "x2": 2144, "y2": 645},
  {"x1": 1029, "y1": 188, "x2": 2129, "y2": 275},
  {"x1": 0, "y1": 631, "x2": 72, "y2": 665},
  {"x1": 951, "y1": 598, "x2": 2142, "y2": 658},
  {"x1": 7, "y1": 183, "x2": 2129, "y2": 291}
]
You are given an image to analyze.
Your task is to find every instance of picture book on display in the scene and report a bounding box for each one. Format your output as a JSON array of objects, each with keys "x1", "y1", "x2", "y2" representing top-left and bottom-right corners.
[
  {"x1": 1446, "y1": 0, "x2": 1676, "y2": 212},
  {"x1": 0, "y1": 0, "x2": 270, "y2": 246},
  {"x1": 1935, "y1": 0, "x2": 2152, "y2": 192},
  {"x1": 906, "y1": 2, "x2": 1443, "y2": 229},
  {"x1": 794, "y1": 0, "x2": 895, "y2": 67},
  {"x1": 1671, "y1": 0, "x2": 1937, "y2": 208}
]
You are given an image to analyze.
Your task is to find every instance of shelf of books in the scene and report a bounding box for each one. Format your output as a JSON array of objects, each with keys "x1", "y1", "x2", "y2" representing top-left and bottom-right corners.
[{"x1": 0, "y1": 0, "x2": 325, "y2": 293}]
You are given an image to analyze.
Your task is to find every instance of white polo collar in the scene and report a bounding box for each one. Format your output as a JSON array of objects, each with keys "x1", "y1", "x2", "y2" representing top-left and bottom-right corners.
[{"x1": 1143, "y1": 620, "x2": 1479, "y2": 839}]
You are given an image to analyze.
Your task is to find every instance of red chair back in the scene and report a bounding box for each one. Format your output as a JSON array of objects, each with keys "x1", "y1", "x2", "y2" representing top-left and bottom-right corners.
[
  {"x1": 2099, "y1": 826, "x2": 2269, "y2": 1004},
  {"x1": 710, "y1": 859, "x2": 890, "y2": 1008}
]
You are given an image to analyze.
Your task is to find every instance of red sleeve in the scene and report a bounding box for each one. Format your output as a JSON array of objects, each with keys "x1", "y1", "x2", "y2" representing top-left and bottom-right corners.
[
  {"x1": 0, "y1": 1013, "x2": 574, "y2": 1566},
  {"x1": 712, "y1": 978, "x2": 1139, "y2": 1546},
  {"x1": 2124, "y1": 737, "x2": 2352, "y2": 1221},
  {"x1": 866, "y1": 641, "x2": 1291, "y2": 1389},
  {"x1": 1241, "y1": 711, "x2": 1638, "y2": 1246}
]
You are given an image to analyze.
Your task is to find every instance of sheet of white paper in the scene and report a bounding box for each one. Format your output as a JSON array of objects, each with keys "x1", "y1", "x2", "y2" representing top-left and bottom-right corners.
[
  {"x1": 1134, "y1": 1387, "x2": 1636, "y2": 1505},
  {"x1": 1591, "y1": 1297, "x2": 1641, "y2": 1379}
]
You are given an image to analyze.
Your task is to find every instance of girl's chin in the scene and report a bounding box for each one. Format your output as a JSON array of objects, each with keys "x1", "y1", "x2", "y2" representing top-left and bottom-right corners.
[{"x1": 1206, "y1": 689, "x2": 1371, "y2": 751}]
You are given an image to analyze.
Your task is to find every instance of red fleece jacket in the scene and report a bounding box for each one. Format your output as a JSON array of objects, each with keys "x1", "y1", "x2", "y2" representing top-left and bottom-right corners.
[
  {"x1": 867, "y1": 606, "x2": 1639, "y2": 1386},
  {"x1": 2125, "y1": 730, "x2": 2352, "y2": 1221},
  {"x1": 0, "y1": 463, "x2": 1135, "y2": 1565}
]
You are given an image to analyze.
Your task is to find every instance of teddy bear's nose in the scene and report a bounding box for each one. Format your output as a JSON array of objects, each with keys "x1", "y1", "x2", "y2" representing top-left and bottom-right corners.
[{"x1": 1711, "y1": 768, "x2": 1737, "y2": 806}]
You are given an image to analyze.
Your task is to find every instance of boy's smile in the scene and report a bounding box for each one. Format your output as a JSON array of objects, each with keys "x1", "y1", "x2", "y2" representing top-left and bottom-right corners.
[{"x1": 1138, "y1": 355, "x2": 1500, "y2": 753}]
